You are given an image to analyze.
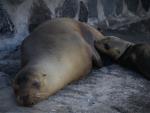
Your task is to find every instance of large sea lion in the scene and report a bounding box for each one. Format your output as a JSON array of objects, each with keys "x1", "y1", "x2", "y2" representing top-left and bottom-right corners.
[
  {"x1": 13, "y1": 18, "x2": 105, "y2": 106},
  {"x1": 95, "y1": 36, "x2": 150, "y2": 79}
]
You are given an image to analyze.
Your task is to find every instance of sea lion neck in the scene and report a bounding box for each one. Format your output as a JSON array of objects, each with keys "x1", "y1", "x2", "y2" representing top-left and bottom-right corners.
[{"x1": 118, "y1": 45, "x2": 133, "y2": 60}]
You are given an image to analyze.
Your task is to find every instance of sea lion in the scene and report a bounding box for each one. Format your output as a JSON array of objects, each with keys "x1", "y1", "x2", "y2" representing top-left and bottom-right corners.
[
  {"x1": 13, "y1": 18, "x2": 105, "y2": 106},
  {"x1": 95, "y1": 36, "x2": 150, "y2": 79},
  {"x1": 118, "y1": 44, "x2": 150, "y2": 79},
  {"x1": 95, "y1": 36, "x2": 134, "y2": 60}
]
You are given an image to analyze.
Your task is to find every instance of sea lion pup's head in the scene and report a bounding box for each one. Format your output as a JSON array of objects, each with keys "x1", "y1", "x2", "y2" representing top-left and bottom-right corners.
[
  {"x1": 95, "y1": 36, "x2": 134, "y2": 60},
  {"x1": 13, "y1": 68, "x2": 49, "y2": 106}
]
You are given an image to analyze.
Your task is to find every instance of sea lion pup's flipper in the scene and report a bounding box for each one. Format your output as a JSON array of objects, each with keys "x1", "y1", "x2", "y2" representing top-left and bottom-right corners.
[{"x1": 94, "y1": 36, "x2": 134, "y2": 60}]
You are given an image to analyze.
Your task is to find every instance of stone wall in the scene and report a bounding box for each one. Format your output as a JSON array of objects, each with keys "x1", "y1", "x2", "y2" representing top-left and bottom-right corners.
[{"x1": 0, "y1": 0, "x2": 150, "y2": 51}]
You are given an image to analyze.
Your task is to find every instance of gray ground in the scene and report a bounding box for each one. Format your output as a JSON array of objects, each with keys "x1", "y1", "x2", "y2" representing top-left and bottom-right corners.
[
  {"x1": 1, "y1": 65, "x2": 150, "y2": 113},
  {"x1": 0, "y1": 30, "x2": 150, "y2": 113}
]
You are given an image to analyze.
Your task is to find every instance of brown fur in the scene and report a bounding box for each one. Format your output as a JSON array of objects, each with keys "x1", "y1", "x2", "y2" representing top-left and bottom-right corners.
[
  {"x1": 13, "y1": 18, "x2": 105, "y2": 106},
  {"x1": 118, "y1": 44, "x2": 150, "y2": 79}
]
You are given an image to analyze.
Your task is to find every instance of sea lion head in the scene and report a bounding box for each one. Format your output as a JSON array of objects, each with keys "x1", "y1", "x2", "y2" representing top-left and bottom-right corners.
[
  {"x1": 95, "y1": 36, "x2": 133, "y2": 60},
  {"x1": 13, "y1": 69, "x2": 49, "y2": 106}
]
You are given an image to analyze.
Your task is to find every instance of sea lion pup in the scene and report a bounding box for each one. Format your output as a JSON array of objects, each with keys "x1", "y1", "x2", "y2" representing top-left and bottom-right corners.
[
  {"x1": 13, "y1": 18, "x2": 105, "y2": 106},
  {"x1": 95, "y1": 36, "x2": 150, "y2": 79},
  {"x1": 95, "y1": 36, "x2": 134, "y2": 60},
  {"x1": 118, "y1": 44, "x2": 150, "y2": 80}
]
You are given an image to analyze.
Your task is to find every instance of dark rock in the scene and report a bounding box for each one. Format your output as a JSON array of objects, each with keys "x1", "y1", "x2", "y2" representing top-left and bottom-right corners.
[
  {"x1": 141, "y1": 0, "x2": 150, "y2": 12},
  {"x1": 6, "y1": 0, "x2": 24, "y2": 5},
  {"x1": 28, "y1": 0, "x2": 52, "y2": 33},
  {"x1": 0, "y1": 72, "x2": 11, "y2": 88},
  {"x1": 0, "y1": 47, "x2": 20, "y2": 76},
  {"x1": 101, "y1": 0, "x2": 115, "y2": 16},
  {"x1": 125, "y1": 0, "x2": 139, "y2": 13},
  {"x1": 127, "y1": 18, "x2": 150, "y2": 34},
  {"x1": 58, "y1": 0, "x2": 78, "y2": 18},
  {"x1": 0, "y1": 3, "x2": 15, "y2": 35},
  {"x1": 87, "y1": 0, "x2": 98, "y2": 18},
  {"x1": 79, "y1": 1, "x2": 88, "y2": 22},
  {"x1": 103, "y1": 26, "x2": 150, "y2": 44},
  {"x1": 116, "y1": 0, "x2": 123, "y2": 15},
  {"x1": 1, "y1": 65, "x2": 150, "y2": 113},
  {"x1": 101, "y1": 0, "x2": 123, "y2": 16}
]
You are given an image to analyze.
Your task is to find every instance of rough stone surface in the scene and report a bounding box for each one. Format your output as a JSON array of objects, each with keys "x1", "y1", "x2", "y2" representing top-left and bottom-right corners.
[
  {"x1": 0, "y1": 65, "x2": 150, "y2": 113},
  {"x1": 0, "y1": 0, "x2": 150, "y2": 51},
  {"x1": 104, "y1": 18, "x2": 150, "y2": 40},
  {"x1": 141, "y1": 0, "x2": 150, "y2": 12},
  {"x1": 87, "y1": 0, "x2": 98, "y2": 18},
  {"x1": 126, "y1": 18, "x2": 150, "y2": 34},
  {"x1": 6, "y1": 0, "x2": 25, "y2": 5},
  {"x1": 125, "y1": 0, "x2": 139, "y2": 13},
  {"x1": 0, "y1": 50, "x2": 20, "y2": 77},
  {"x1": 103, "y1": 28, "x2": 150, "y2": 44},
  {"x1": 101, "y1": 0, "x2": 123, "y2": 16},
  {"x1": 58, "y1": 0, "x2": 78, "y2": 18},
  {"x1": 0, "y1": 2, "x2": 14, "y2": 35},
  {"x1": 28, "y1": 0, "x2": 52, "y2": 33},
  {"x1": 0, "y1": 72, "x2": 11, "y2": 89},
  {"x1": 79, "y1": 1, "x2": 88, "y2": 22},
  {"x1": 115, "y1": 0, "x2": 123, "y2": 15}
]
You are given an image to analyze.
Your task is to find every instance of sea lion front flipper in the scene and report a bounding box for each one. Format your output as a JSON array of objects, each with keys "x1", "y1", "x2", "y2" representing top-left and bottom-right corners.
[
  {"x1": 94, "y1": 39, "x2": 108, "y2": 55},
  {"x1": 92, "y1": 48, "x2": 103, "y2": 68}
]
